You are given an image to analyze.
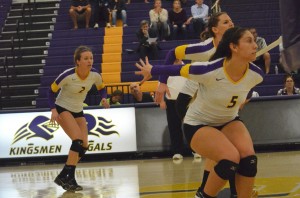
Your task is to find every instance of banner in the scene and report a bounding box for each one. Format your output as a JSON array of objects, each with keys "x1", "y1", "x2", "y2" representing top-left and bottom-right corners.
[{"x1": 0, "y1": 108, "x2": 137, "y2": 158}]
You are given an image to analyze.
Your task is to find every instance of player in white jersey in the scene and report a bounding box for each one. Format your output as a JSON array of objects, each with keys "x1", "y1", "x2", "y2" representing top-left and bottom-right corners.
[
  {"x1": 160, "y1": 12, "x2": 243, "y2": 197},
  {"x1": 135, "y1": 27, "x2": 264, "y2": 198},
  {"x1": 48, "y1": 46, "x2": 109, "y2": 191}
]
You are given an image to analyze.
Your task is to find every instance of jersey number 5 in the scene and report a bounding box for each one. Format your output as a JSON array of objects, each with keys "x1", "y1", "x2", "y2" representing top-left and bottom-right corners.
[{"x1": 227, "y1": 96, "x2": 238, "y2": 108}]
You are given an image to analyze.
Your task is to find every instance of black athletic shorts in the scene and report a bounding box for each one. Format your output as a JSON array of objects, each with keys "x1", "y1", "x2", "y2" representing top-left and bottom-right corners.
[
  {"x1": 55, "y1": 104, "x2": 84, "y2": 118},
  {"x1": 183, "y1": 117, "x2": 242, "y2": 146}
]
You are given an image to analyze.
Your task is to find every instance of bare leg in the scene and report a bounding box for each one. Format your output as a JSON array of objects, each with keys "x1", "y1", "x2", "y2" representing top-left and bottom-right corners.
[
  {"x1": 263, "y1": 52, "x2": 271, "y2": 74},
  {"x1": 190, "y1": 127, "x2": 240, "y2": 197},
  {"x1": 222, "y1": 121, "x2": 256, "y2": 198},
  {"x1": 69, "y1": 7, "x2": 78, "y2": 29},
  {"x1": 84, "y1": 7, "x2": 92, "y2": 28}
]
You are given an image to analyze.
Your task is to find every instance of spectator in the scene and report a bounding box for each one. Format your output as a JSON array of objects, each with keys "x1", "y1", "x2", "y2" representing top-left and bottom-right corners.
[
  {"x1": 186, "y1": 0, "x2": 209, "y2": 38},
  {"x1": 136, "y1": 20, "x2": 159, "y2": 60},
  {"x1": 91, "y1": 0, "x2": 111, "y2": 28},
  {"x1": 69, "y1": 0, "x2": 92, "y2": 29},
  {"x1": 249, "y1": 27, "x2": 271, "y2": 74},
  {"x1": 168, "y1": 0, "x2": 188, "y2": 40},
  {"x1": 129, "y1": 82, "x2": 154, "y2": 103},
  {"x1": 109, "y1": 0, "x2": 128, "y2": 27},
  {"x1": 126, "y1": 0, "x2": 149, "y2": 4},
  {"x1": 277, "y1": 75, "x2": 300, "y2": 95},
  {"x1": 149, "y1": 0, "x2": 169, "y2": 41},
  {"x1": 100, "y1": 90, "x2": 123, "y2": 105}
]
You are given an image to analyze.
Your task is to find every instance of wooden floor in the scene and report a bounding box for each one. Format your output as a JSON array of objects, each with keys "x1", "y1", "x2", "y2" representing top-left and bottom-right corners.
[{"x1": 0, "y1": 151, "x2": 300, "y2": 198}]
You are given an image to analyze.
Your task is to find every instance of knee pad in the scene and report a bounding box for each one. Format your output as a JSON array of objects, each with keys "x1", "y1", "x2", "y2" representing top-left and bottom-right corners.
[
  {"x1": 214, "y1": 159, "x2": 239, "y2": 180},
  {"x1": 70, "y1": 139, "x2": 84, "y2": 154},
  {"x1": 237, "y1": 155, "x2": 257, "y2": 177},
  {"x1": 79, "y1": 146, "x2": 88, "y2": 158}
]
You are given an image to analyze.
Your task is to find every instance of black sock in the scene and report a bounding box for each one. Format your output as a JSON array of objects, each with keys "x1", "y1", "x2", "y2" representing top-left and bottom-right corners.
[
  {"x1": 199, "y1": 170, "x2": 210, "y2": 191},
  {"x1": 59, "y1": 164, "x2": 76, "y2": 178},
  {"x1": 229, "y1": 176, "x2": 237, "y2": 196},
  {"x1": 202, "y1": 191, "x2": 216, "y2": 198}
]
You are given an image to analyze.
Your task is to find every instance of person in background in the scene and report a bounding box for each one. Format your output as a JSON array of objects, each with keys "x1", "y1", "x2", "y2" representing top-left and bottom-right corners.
[
  {"x1": 130, "y1": 82, "x2": 154, "y2": 103},
  {"x1": 92, "y1": 0, "x2": 111, "y2": 28},
  {"x1": 186, "y1": 0, "x2": 209, "y2": 38},
  {"x1": 168, "y1": 0, "x2": 188, "y2": 40},
  {"x1": 101, "y1": 89, "x2": 124, "y2": 105},
  {"x1": 149, "y1": 0, "x2": 169, "y2": 41},
  {"x1": 49, "y1": 46, "x2": 110, "y2": 191},
  {"x1": 249, "y1": 27, "x2": 271, "y2": 74},
  {"x1": 136, "y1": 20, "x2": 159, "y2": 60},
  {"x1": 109, "y1": 0, "x2": 128, "y2": 27},
  {"x1": 277, "y1": 75, "x2": 300, "y2": 95},
  {"x1": 69, "y1": 0, "x2": 92, "y2": 29}
]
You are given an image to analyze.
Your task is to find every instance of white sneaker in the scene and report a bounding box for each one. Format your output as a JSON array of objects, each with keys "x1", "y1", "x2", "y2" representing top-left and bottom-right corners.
[
  {"x1": 193, "y1": 152, "x2": 201, "y2": 159},
  {"x1": 172, "y1": 154, "x2": 183, "y2": 160},
  {"x1": 111, "y1": 25, "x2": 116, "y2": 27},
  {"x1": 93, "y1": 23, "x2": 99, "y2": 29},
  {"x1": 106, "y1": 23, "x2": 111, "y2": 28},
  {"x1": 123, "y1": 24, "x2": 128, "y2": 27}
]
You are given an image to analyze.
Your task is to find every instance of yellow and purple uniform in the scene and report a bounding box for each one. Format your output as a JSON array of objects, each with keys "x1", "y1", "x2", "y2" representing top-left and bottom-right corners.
[
  {"x1": 48, "y1": 67, "x2": 106, "y2": 113},
  {"x1": 152, "y1": 58, "x2": 264, "y2": 126}
]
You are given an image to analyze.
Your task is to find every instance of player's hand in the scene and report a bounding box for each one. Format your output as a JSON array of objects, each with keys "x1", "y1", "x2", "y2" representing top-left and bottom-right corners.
[
  {"x1": 101, "y1": 98, "x2": 110, "y2": 108},
  {"x1": 50, "y1": 108, "x2": 60, "y2": 126},
  {"x1": 155, "y1": 82, "x2": 170, "y2": 104},
  {"x1": 159, "y1": 100, "x2": 167, "y2": 110},
  {"x1": 135, "y1": 57, "x2": 153, "y2": 84}
]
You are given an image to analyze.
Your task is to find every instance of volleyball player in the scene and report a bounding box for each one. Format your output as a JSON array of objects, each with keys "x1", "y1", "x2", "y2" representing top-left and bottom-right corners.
[
  {"x1": 136, "y1": 27, "x2": 263, "y2": 198},
  {"x1": 48, "y1": 46, "x2": 109, "y2": 191}
]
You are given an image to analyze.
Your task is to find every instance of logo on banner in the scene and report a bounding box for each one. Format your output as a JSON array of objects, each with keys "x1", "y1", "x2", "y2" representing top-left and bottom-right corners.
[{"x1": 9, "y1": 113, "x2": 119, "y2": 156}]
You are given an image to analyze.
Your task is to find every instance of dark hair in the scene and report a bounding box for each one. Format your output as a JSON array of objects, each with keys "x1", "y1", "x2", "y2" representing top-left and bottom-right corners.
[
  {"x1": 284, "y1": 74, "x2": 294, "y2": 83},
  {"x1": 112, "y1": 89, "x2": 123, "y2": 96},
  {"x1": 74, "y1": 45, "x2": 92, "y2": 66},
  {"x1": 209, "y1": 26, "x2": 249, "y2": 61},
  {"x1": 140, "y1": 20, "x2": 149, "y2": 28},
  {"x1": 201, "y1": 12, "x2": 229, "y2": 40}
]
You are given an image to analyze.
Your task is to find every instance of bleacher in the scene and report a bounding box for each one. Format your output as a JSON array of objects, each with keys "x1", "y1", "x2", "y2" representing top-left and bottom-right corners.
[{"x1": 0, "y1": 0, "x2": 289, "y2": 109}]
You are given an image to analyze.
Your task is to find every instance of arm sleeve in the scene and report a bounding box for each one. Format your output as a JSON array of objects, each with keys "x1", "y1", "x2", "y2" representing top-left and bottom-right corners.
[{"x1": 48, "y1": 81, "x2": 61, "y2": 109}]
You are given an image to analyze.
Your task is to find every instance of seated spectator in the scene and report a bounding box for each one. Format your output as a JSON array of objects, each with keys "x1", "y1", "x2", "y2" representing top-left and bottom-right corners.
[
  {"x1": 126, "y1": 0, "x2": 149, "y2": 4},
  {"x1": 136, "y1": 20, "x2": 159, "y2": 60},
  {"x1": 109, "y1": 0, "x2": 128, "y2": 27},
  {"x1": 186, "y1": 0, "x2": 209, "y2": 38},
  {"x1": 69, "y1": 0, "x2": 92, "y2": 29},
  {"x1": 277, "y1": 75, "x2": 300, "y2": 95},
  {"x1": 130, "y1": 82, "x2": 154, "y2": 103},
  {"x1": 100, "y1": 90, "x2": 123, "y2": 105},
  {"x1": 91, "y1": 0, "x2": 111, "y2": 28},
  {"x1": 168, "y1": 0, "x2": 188, "y2": 40},
  {"x1": 249, "y1": 27, "x2": 271, "y2": 74},
  {"x1": 149, "y1": 0, "x2": 169, "y2": 41}
]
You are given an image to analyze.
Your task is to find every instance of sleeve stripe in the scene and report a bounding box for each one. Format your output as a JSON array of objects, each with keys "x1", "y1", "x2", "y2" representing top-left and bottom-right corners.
[
  {"x1": 180, "y1": 64, "x2": 191, "y2": 78},
  {"x1": 175, "y1": 45, "x2": 188, "y2": 60},
  {"x1": 51, "y1": 82, "x2": 59, "y2": 93}
]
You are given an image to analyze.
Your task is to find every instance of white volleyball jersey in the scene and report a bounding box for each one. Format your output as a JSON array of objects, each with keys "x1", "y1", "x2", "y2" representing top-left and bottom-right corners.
[
  {"x1": 182, "y1": 58, "x2": 264, "y2": 126},
  {"x1": 51, "y1": 67, "x2": 104, "y2": 113},
  {"x1": 175, "y1": 37, "x2": 216, "y2": 96}
]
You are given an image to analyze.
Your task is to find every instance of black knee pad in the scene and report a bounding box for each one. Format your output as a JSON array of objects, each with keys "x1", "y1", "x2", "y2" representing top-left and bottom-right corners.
[
  {"x1": 79, "y1": 146, "x2": 88, "y2": 158},
  {"x1": 214, "y1": 159, "x2": 239, "y2": 180},
  {"x1": 237, "y1": 155, "x2": 257, "y2": 177},
  {"x1": 70, "y1": 139, "x2": 84, "y2": 154}
]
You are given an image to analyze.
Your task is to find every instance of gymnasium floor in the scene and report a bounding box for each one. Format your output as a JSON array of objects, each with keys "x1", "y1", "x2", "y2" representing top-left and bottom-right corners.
[{"x1": 0, "y1": 151, "x2": 299, "y2": 198}]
